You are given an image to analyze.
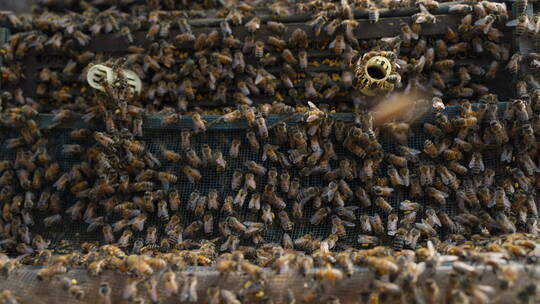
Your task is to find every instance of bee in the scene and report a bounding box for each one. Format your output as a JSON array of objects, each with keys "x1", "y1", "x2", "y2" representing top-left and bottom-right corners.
[
  {"x1": 246, "y1": 131, "x2": 260, "y2": 152},
  {"x1": 158, "y1": 172, "x2": 177, "y2": 192},
  {"x1": 181, "y1": 129, "x2": 191, "y2": 151},
  {"x1": 469, "y1": 152, "x2": 485, "y2": 174},
  {"x1": 433, "y1": 59, "x2": 454, "y2": 71},
  {"x1": 279, "y1": 211, "x2": 293, "y2": 231},
  {"x1": 487, "y1": 187, "x2": 511, "y2": 209},
  {"x1": 214, "y1": 151, "x2": 227, "y2": 171},
  {"x1": 37, "y1": 263, "x2": 67, "y2": 281},
  {"x1": 308, "y1": 206, "x2": 330, "y2": 225},
  {"x1": 161, "y1": 271, "x2": 179, "y2": 297},
  {"x1": 485, "y1": 60, "x2": 500, "y2": 79},
  {"x1": 329, "y1": 34, "x2": 346, "y2": 54},
  {"x1": 231, "y1": 170, "x2": 243, "y2": 191},
  {"x1": 221, "y1": 196, "x2": 234, "y2": 215},
  {"x1": 367, "y1": 6, "x2": 380, "y2": 23},
  {"x1": 387, "y1": 166, "x2": 406, "y2": 187},
  {"x1": 315, "y1": 265, "x2": 344, "y2": 285},
  {"x1": 129, "y1": 214, "x2": 147, "y2": 231},
  {"x1": 229, "y1": 139, "x2": 241, "y2": 158},
  {"x1": 245, "y1": 161, "x2": 267, "y2": 176},
  {"x1": 296, "y1": 51, "x2": 309, "y2": 70},
  {"x1": 423, "y1": 140, "x2": 439, "y2": 158},
  {"x1": 358, "y1": 235, "x2": 380, "y2": 247},
  {"x1": 515, "y1": 14, "x2": 530, "y2": 37},
  {"x1": 284, "y1": 178, "x2": 300, "y2": 200},
  {"x1": 234, "y1": 189, "x2": 248, "y2": 207},
  {"x1": 373, "y1": 196, "x2": 393, "y2": 215},
  {"x1": 289, "y1": 28, "x2": 308, "y2": 48},
  {"x1": 426, "y1": 187, "x2": 449, "y2": 205},
  {"x1": 245, "y1": 16, "x2": 260, "y2": 33},
  {"x1": 43, "y1": 214, "x2": 62, "y2": 227},
  {"x1": 94, "y1": 132, "x2": 115, "y2": 149},
  {"x1": 182, "y1": 166, "x2": 202, "y2": 183},
  {"x1": 256, "y1": 116, "x2": 269, "y2": 139},
  {"x1": 185, "y1": 149, "x2": 202, "y2": 168},
  {"x1": 244, "y1": 172, "x2": 257, "y2": 191},
  {"x1": 184, "y1": 220, "x2": 203, "y2": 238}
]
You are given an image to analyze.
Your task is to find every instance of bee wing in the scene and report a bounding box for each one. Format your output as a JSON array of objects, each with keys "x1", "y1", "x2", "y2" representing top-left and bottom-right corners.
[
  {"x1": 342, "y1": 220, "x2": 356, "y2": 227},
  {"x1": 429, "y1": 212, "x2": 442, "y2": 227},
  {"x1": 427, "y1": 240, "x2": 436, "y2": 256},
  {"x1": 440, "y1": 190, "x2": 449, "y2": 198},
  {"x1": 503, "y1": 195, "x2": 512, "y2": 208},
  {"x1": 488, "y1": 196, "x2": 497, "y2": 208},
  {"x1": 328, "y1": 37, "x2": 337, "y2": 49},
  {"x1": 468, "y1": 157, "x2": 477, "y2": 169},
  {"x1": 413, "y1": 14, "x2": 427, "y2": 24},
  {"x1": 505, "y1": 19, "x2": 518, "y2": 27}
]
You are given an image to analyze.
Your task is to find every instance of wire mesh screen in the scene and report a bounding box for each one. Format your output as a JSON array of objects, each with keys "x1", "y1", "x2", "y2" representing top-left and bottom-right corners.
[{"x1": 0, "y1": 102, "x2": 513, "y2": 253}]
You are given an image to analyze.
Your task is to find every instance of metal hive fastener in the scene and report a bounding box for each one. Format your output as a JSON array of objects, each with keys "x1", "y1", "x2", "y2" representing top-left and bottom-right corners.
[{"x1": 353, "y1": 51, "x2": 398, "y2": 96}]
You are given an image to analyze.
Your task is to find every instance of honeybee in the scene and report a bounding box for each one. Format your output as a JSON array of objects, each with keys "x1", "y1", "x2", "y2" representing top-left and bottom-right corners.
[
  {"x1": 268, "y1": 36, "x2": 286, "y2": 49},
  {"x1": 222, "y1": 196, "x2": 234, "y2": 215},
  {"x1": 245, "y1": 161, "x2": 267, "y2": 176},
  {"x1": 289, "y1": 28, "x2": 308, "y2": 48},
  {"x1": 186, "y1": 149, "x2": 202, "y2": 168},
  {"x1": 246, "y1": 131, "x2": 260, "y2": 152},
  {"x1": 215, "y1": 151, "x2": 227, "y2": 171},
  {"x1": 485, "y1": 60, "x2": 500, "y2": 79},
  {"x1": 367, "y1": 6, "x2": 380, "y2": 23},
  {"x1": 358, "y1": 235, "x2": 380, "y2": 247},
  {"x1": 315, "y1": 265, "x2": 343, "y2": 285},
  {"x1": 192, "y1": 113, "x2": 207, "y2": 133},
  {"x1": 245, "y1": 16, "x2": 260, "y2": 33},
  {"x1": 468, "y1": 152, "x2": 485, "y2": 174},
  {"x1": 181, "y1": 129, "x2": 191, "y2": 151},
  {"x1": 234, "y1": 189, "x2": 248, "y2": 207},
  {"x1": 375, "y1": 197, "x2": 393, "y2": 213},
  {"x1": 182, "y1": 166, "x2": 202, "y2": 183},
  {"x1": 515, "y1": 14, "x2": 530, "y2": 36},
  {"x1": 279, "y1": 211, "x2": 293, "y2": 231},
  {"x1": 298, "y1": 51, "x2": 308, "y2": 70},
  {"x1": 423, "y1": 140, "x2": 439, "y2": 158},
  {"x1": 329, "y1": 34, "x2": 346, "y2": 54},
  {"x1": 37, "y1": 263, "x2": 67, "y2": 281}
]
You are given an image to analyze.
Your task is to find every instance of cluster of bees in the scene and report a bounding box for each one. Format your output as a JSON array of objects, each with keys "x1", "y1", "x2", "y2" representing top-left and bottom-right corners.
[
  {"x1": 0, "y1": 0, "x2": 539, "y2": 302},
  {"x1": 1, "y1": 233, "x2": 540, "y2": 303},
  {"x1": 0, "y1": 0, "x2": 521, "y2": 114}
]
